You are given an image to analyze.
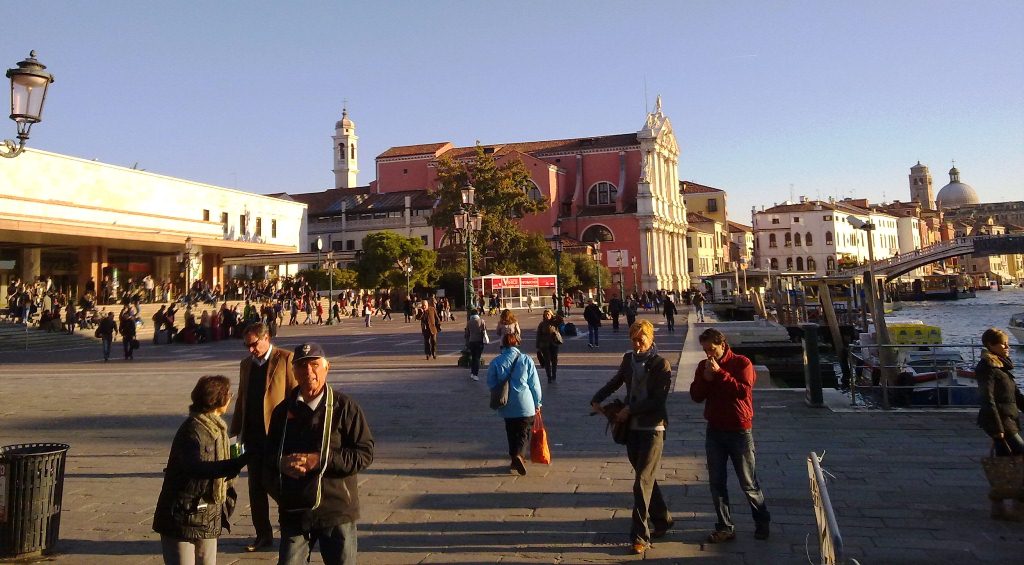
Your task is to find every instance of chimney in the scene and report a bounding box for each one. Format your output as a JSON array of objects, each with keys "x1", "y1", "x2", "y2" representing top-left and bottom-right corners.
[{"x1": 799, "y1": 195, "x2": 808, "y2": 203}]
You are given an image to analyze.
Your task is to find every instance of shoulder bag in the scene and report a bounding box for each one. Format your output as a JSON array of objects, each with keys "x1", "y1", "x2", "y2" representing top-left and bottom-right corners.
[{"x1": 490, "y1": 351, "x2": 521, "y2": 410}]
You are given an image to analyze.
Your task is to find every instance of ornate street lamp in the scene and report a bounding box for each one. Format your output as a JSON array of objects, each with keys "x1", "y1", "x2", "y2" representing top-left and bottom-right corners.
[
  {"x1": 630, "y1": 256, "x2": 638, "y2": 295},
  {"x1": 454, "y1": 182, "x2": 482, "y2": 315},
  {"x1": 3, "y1": 51, "x2": 55, "y2": 158},
  {"x1": 316, "y1": 236, "x2": 323, "y2": 294},
  {"x1": 593, "y1": 240, "x2": 603, "y2": 309},
  {"x1": 397, "y1": 256, "x2": 413, "y2": 298},
  {"x1": 551, "y1": 220, "x2": 563, "y2": 316},
  {"x1": 326, "y1": 250, "x2": 335, "y2": 325},
  {"x1": 615, "y1": 249, "x2": 625, "y2": 300}
]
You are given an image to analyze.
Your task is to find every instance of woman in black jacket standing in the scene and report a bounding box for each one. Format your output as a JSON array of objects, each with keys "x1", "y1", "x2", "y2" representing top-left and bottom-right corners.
[
  {"x1": 153, "y1": 375, "x2": 247, "y2": 564},
  {"x1": 535, "y1": 309, "x2": 563, "y2": 383},
  {"x1": 975, "y1": 328, "x2": 1024, "y2": 521}
]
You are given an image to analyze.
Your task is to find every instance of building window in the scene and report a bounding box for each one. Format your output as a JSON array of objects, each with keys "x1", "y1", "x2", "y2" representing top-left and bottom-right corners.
[
  {"x1": 794, "y1": 233, "x2": 802, "y2": 246},
  {"x1": 770, "y1": 258, "x2": 779, "y2": 270},
  {"x1": 808, "y1": 256, "x2": 816, "y2": 271},
  {"x1": 202, "y1": 209, "x2": 210, "y2": 221},
  {"x1": 420, "y1": 235, "x2": 428, "y2": 245},
  {"x1": 806, "y1": 232, "x2": 813, "y2": 246},
  {"x1": 339, "y1": 143, "x2": 345, "y2": 161},
  {"x1": 784, "y1": 233, "x2": 792, "y2": 247},
  {"x1": 786, "y1": 257, "x2": 794, "y2": 270},
  {"x1": 239, "y1": 214, "x2": 247, "y2": 234},
  {"x1": 525, "y1": 182, "x2": 543, "y2": 202},
  {"x1": 221, "y1": 212, "x2": 229, "y2": 233},
  {"x1": 825, "y1": 231, "x2": 834, "y2": 245},
  {"x1": 793, "y1": 216, "x2": 801, "y2": 223},
  {"x1": 823, "y1": 215, "x2": 832, "y2": 221},
  {"x1": 346, "y1": 240, "x2": 355, "y2": 251},
  {"x1": 255, "y1": 217, "x2": 262, "y2": 237},
  {"x1": 581, "y1": 225, "x2": 614, "y2": 245},
  {"x1": 331, "y1": 240, "x2": 343, "y2": 251},
  {"x1": 271, "y1": 219, "x2": 277, "y2": 238},
  {"x1": 686, "y1": 236, "x2": 692, "y2": 248},
  {"x1": 796, "y1": 257, "x2": 804, "y2": 270},
  {"x1": 826, "y1": 255, "x2": 836, "y2": 272},
  {"x1": 707, "y1": 198, "x2": 718, "y2": 212},
  {"x1": 687, "y1": 258, "x2": 694, "y2": 272},
  {"x1": 351, "y1": 145, "x2": 355, "y2": 159},
  {"x1": 586, "y1": 181, "x2": 618, "y2": 206},
  {"x1": 769, "y1": 234, "x2": 777, "y2": 248},
  {"x1": 771, "y1": 217, "x2": 780, "y2": 224}
]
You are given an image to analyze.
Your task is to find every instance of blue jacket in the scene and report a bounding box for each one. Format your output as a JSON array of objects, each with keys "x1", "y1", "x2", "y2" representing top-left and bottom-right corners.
[{"x1": 487, "y1": 346, "x2": 542, "y2": 418}]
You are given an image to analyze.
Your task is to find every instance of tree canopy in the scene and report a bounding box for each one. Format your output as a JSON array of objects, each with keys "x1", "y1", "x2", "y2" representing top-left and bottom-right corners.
[{"x1": 355, "y1": 231, "x2": 436, "y2": 290}]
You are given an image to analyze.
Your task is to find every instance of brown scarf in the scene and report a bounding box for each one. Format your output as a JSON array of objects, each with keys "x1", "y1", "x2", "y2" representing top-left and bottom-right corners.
[{"x1": 192, "y1": 411, "x2": 229, "y2": 504}]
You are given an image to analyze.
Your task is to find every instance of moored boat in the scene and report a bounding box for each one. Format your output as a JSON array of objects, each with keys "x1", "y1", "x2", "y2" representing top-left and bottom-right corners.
[{"x1": 1009, "y1": 312, "x2": 1024, "y2": 344}]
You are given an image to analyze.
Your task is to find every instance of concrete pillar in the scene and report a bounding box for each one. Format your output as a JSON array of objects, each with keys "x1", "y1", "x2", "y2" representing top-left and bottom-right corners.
[
  {"x1": 77, "y1": 246, "x2": 101, "y2": 298},
  {"x1": 20, "y1": 248, "x2": 41, "y2": 282}
]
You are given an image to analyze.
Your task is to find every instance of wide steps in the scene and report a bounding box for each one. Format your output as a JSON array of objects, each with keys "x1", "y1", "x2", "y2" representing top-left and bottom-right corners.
[{"x1": 0, "y1": 323, "x2": 97, "y2": 351}]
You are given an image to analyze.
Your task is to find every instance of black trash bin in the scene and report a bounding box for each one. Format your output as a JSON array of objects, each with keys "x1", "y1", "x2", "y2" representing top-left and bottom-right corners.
[{"x1": 0, "y1": 443, "x2": 70, "y2": 559}]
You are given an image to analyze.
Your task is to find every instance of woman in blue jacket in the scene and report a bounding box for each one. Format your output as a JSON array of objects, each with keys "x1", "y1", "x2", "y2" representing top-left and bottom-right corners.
[{"x1": 487, "y1": 332, "x2": 543, "y2": 475}]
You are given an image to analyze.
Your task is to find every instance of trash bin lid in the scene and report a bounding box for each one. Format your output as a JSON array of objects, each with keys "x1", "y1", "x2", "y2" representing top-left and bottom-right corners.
[{"x1": 0, "y1": 443, "x2": 70, "y2": 459}]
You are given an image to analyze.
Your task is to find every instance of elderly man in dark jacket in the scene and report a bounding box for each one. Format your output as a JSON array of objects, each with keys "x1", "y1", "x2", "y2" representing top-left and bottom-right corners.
[{"x1": 264, "y1": 343, "x2": 374, "y2": 565}]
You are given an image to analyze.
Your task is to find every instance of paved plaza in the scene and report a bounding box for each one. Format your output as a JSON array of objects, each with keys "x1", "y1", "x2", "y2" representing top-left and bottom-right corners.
[{"x1": 1, "y1": 308, "x2": 1023, "y2": 564}]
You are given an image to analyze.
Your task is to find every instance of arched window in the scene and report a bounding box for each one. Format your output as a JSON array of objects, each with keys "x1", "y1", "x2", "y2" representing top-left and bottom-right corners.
[
  {"x1": 784, "y1": 233, "x2": 792, "y2": 247},
  {"x1": 524, "y1": 180, "x2": 543, "y2": 202},
  {"x1": 769, "y1": 234, "x2": 777, "y2": 248},
  {"x1": 587, "y1": 181, "x2": 618, "y2": 206},
  {"x1": 339, "y1": 143, "x2": 346, "y2": 161},
  {"x1": 770, "y1": 258, "x2": 779, "y2": 270},
  {"x1": 826, "y1": 255, "x2": 836, "y2": 272},
  {"x1": 807, "y1": 256, "x2": 816, "y2": 271},
  {"x1": 825, "y1": 231, "x2": 834, "y2": 245},
  {"x1": 796, "y1": 257, "x2": 804, "y2": 270},
  {"x1": 794, "y1": 233, "x2": 802, "y2": 246},
  {"x1": 350, "y1": 144, "x2": 356, "y2": 159},
  {"x1": 805, "y1": 232, "x2": 813, "y2": 246},
  {"x1": 786, "y1": 257, "x2": 794, "y2": 270},
  {"x1": 581, "y1": 225, "x2": 614, "y2": 245}
]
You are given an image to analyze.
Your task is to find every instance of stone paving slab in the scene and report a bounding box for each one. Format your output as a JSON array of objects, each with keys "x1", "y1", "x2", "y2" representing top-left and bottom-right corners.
[{"x1": 2, "y1": 309, "x2": 1023, "y2": 564}]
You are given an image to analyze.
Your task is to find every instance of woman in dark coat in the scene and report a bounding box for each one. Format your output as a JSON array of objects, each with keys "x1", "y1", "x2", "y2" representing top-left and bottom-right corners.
[
  {"x1": 118, "y1": 306, "x2": 137, "y2": 360},
  {"x1": 153, "y1": 375, "x2": 247, "y2": 564},
  {"x1": 975, "y1": 328, "x2": 1024, "y2": 521},
  {"x1": 535, "y1": 309, "x2": 563, "y2": 384}
]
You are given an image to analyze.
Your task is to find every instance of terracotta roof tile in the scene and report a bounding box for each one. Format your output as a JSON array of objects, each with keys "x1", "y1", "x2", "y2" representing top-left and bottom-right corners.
[
  {"x1": 727, "y1": 221, "x2": 752, "y2": 232},
  {"x1": 687, "y1": 212, "x2": 717, "y2": 223},
  {"x1": 288, "y1": 186, "x2": 372, "y2": 215},
  {"x1": 378, "y1": 142, "x2": 452, "y2": 159},
  {"x1": 680, "y1": 181, "x2": 725, "y2": 194}
]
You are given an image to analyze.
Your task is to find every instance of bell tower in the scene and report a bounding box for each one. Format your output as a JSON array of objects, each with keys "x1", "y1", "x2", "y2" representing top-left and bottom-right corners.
[
  {"x1": 332, "y1": 106, "x2": 359, "y2": 188},
  {"x1": 908, "y1": 161, "x2": 934, "y2": 210}
]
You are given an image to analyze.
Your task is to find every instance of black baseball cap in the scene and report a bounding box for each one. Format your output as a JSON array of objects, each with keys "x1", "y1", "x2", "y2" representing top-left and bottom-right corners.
[{"x1": 293, "y1": 342, "x2": 327, "y2": 363}]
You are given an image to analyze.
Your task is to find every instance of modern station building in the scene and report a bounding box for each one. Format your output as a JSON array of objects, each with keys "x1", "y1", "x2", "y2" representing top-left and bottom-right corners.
[{"x1": 0, "y1": 148, "x2": 306, "y2": 302}]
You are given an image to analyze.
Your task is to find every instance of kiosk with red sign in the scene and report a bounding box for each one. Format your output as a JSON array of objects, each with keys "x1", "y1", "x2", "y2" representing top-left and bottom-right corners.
[{"x1": 472, "y1": 273, "x2": 557, "y2": 310}]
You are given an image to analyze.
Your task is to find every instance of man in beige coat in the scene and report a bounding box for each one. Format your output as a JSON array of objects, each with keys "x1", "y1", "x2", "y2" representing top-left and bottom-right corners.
[{"x1": 229, "y1": 322, "x2": 297, "y2": 552}]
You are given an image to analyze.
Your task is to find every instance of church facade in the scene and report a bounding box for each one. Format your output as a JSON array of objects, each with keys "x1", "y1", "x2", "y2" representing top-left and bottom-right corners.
[{"x1": 329, "y1": 98, "x2": 691, "y2": 294}]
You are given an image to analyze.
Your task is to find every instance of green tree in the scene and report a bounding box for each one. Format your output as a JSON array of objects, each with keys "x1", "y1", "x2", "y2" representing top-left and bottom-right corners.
[
  {"x1": 567, "y1": 253, "x2": 612, "y2": 294},
  {"x1": 430, "y1": 144, "x2": 548, "y2": 275},
  {"x1": 295, "y1": 268, "x2": 359, "y2": 290},
  {"x1": 354, "y1": 231, "x2": 436, "y2": 290}
]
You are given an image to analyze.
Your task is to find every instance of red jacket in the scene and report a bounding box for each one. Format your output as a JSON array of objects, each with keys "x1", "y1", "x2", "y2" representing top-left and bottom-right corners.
[{"x1": 689, "y1": 347, "x2": 755, "y2": 431}]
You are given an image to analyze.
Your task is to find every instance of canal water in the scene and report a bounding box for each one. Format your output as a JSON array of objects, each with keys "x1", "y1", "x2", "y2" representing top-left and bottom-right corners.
[{"x1": 886, "y1": 287, "x2": 1024, "y2": 371}]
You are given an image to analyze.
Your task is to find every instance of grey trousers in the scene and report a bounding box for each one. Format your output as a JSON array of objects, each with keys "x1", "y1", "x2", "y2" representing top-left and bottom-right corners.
[{"x1": 160, "y1": 535, "x2": 217, "y2": 565}]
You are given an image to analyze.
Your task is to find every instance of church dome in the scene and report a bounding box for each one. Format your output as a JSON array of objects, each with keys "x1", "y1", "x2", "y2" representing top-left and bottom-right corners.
[
  {"x1": 936, "y1": 166, "x2": 980, "y2": 208},
  {"x1": 335, "y1": 108, "x2": 354, "y2": 130}
]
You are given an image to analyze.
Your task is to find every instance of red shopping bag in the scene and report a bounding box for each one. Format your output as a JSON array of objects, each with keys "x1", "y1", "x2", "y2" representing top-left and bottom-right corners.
[{"x1": 530, "y1": 410, "x2": 551, "y2": 465}]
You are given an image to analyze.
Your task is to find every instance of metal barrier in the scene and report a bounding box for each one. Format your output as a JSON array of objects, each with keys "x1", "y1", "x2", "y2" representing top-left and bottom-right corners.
[
  {"x1": 808, "y1": 452, "x2": 859, "y2": 565},
  {"x1": 847, "y1": 342, "x2": 980, "y2": 408}
]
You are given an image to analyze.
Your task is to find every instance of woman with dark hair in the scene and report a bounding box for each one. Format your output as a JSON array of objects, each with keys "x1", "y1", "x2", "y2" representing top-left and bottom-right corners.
[
  {"x1": 976, "y1": 328, "x2": 1024, "y2": 521},
  {"x1": 153, "y1": 375, "x2": 248, "y2": 564},
  {"x1": 487, "y1": 332, "x2": 542, "y2": 475},
  {"x1": 535, "y1": 309, "x2": 563, "y2": 383}
]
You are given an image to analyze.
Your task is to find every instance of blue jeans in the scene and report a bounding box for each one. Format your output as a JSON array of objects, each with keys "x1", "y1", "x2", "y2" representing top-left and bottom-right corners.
[
  {"x1": 279, "y1": 521, "x2": 357, "y2": 565},
  {"x1": 695, "y1": 304, "x2": 705, "y2": 322},
  {"x1": 102, "y1": 337, "x2": 112, "y2": 360},
  {"x1": 588, "y1": 324, "x2": 600, "y2": 346},
  {"x1": 626, "y1": 430, "x2": 671, "y2": 544},
  {"x1": 705, "y1": 428, "x2": 770, "y2": 532}
]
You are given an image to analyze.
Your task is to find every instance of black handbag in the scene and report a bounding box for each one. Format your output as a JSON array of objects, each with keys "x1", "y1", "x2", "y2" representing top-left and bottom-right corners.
[
  {"x1": 490, "y1": 352, "x2": 520, "y2": 409},
  {"x1": 596, "y1": 398, "x2": 629, "y2": 444}
]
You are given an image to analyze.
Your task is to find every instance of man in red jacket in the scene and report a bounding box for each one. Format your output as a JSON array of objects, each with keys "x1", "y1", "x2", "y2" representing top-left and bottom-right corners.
[{"x1": 689, "y1": 328, "x2": 771, "y2": 543}]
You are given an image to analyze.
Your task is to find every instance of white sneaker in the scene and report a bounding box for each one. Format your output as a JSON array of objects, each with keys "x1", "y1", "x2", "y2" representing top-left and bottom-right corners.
[{"x1": 470, "y1": 374, "x2": 480, "y2": 381}]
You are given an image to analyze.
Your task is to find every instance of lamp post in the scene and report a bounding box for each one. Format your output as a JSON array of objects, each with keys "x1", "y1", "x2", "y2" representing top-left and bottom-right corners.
[
  {"x1": 630, "y1": 256, "x2": 638, "y2": 296},
  {"x1": 848, "y1": 215, "x2": 893, "y2": 409},
  {"x1": 2, "y1": 51, "x2": 55, "y2": 159},
  {"x1": 316, "y1": 237, "x2": 323, "y2": 295},
  {"x1": 326, "y1": 250, "x2": 335, "y2": 325},
  {"x1": 615, "y1": 249, "x2": 625, "y2": 301},
  {"x1": 454, "y1": 182, "x2": 482, "y2": 316},
  {"x1": 593, "y1": 240, "x2": 603, "y2": 309},
  {"x1": 398, "y1": 256, "x2": 413, "y2": 298},
  {"x1": 552, "y1": 220, "x2": 563, "y2": 316},
  {"x1": 184, "y1": 236, "x2": 193, "y2": 300}
]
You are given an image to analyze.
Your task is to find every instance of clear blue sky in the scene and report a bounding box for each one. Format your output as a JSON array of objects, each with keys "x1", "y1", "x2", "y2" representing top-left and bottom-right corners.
[{"x1": 5, "y1": 0, "x2": 1022, "y2": 222}]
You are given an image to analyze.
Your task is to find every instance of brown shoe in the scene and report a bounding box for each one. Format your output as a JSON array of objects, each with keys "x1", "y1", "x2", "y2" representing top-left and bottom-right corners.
[
  {"x1": 246, "y1": 537, "x2": 273, "y2": 552},
  {"x1": 511, "y1": 455, "x2": 527, "y2": 476},
  {"x1": 631, "y1": 542, "x2": 649, "y2": 554},
  {"x1": 706, "y1": 530, "x2": 736, "y2": 544}
]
